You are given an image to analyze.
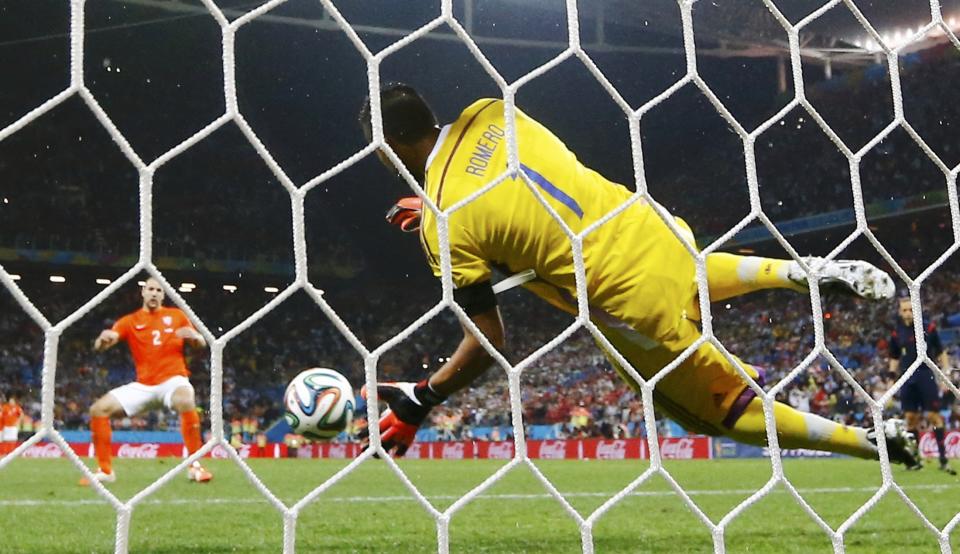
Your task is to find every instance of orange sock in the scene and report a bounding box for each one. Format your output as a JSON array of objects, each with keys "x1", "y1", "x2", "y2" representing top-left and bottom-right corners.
[
  {"x1": 91, "y1": 416, "x2": 113, "y2": 474},
  {"x1": 180, "y1": 411, "x2": 203, "y2": 455}
]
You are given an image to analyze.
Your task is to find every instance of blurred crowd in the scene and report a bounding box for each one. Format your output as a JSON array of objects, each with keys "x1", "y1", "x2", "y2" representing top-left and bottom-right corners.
[
  {"x1": 2, "y1": 261, "x2": 959, "y2": 442},
  {"x1": 654, "y1": 47, "x2": 960, "y2": 237},
  {"x1": 4, "y1": 51, "x2": 959, "y2": 265}
]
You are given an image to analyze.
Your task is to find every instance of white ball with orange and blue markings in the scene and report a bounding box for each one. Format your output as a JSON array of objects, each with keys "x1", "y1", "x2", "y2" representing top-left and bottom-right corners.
[{"x1": 283, "y1": 368, "x2": 355, "y2": 440}]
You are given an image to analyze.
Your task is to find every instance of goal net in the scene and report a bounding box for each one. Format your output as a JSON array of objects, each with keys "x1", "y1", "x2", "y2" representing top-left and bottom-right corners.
[{"x1": 1, "y1": 0, "x2": 959, "y2": 552}]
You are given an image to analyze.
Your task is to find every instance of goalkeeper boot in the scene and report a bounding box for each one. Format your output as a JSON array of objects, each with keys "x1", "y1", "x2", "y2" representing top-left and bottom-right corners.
[
  {"x1": 187, "y1": 460, "x2": 213, "y2": 483},
  {"x1": 868, "y1": 419, "x2": 921, "y2": 469},
  {"x1": 79, "y1": 469, "x2": 117, "y2": 486},
  {"x1": 939, "y1": 461, "x2": 957, "y2": 476},
  {"x1": 788, "y1": 257, "x2": 895, "y2": 300}
]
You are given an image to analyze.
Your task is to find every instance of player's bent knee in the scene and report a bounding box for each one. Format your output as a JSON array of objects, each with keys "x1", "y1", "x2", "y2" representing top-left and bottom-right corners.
[
  {"x1": 169, "y1": 386, "x2": 196, "y2": 412},
  {"x1": 90, "y1": 395, "x2": 123, "y2": 418}
]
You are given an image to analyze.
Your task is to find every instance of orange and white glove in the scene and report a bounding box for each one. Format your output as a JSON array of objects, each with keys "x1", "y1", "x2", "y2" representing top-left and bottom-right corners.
[
  {"x1": 360, "y1": 380, "x2": 445, "y2": 457},
  {"x1": 385, "y1": 197, "x2": 423, "y2": 233}
]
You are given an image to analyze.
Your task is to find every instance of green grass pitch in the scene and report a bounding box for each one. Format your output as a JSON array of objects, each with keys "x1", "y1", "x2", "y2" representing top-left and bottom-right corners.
[{"x1": 0, "y1": 456, "x2": 957, "y2": 552}]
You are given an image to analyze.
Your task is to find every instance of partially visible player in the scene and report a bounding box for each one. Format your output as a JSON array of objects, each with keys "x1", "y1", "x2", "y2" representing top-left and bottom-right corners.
[
  {"x1": 1, "y1": 393, "x2": 23, "y2": 455},
  {"x1": 358, "y1": 84, "x2": 918, "y2": 467},
  {"x1": 81, "y1": 277, "x2": 212, "y2": 484},
  {"x1": 889, "y1": 295, "x2": 956, "y2": 474}
]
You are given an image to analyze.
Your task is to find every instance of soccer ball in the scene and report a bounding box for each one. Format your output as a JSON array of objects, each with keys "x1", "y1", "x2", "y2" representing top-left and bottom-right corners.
[{"x1": 283, "y1": 368, "x2": 355, "y2": 440}]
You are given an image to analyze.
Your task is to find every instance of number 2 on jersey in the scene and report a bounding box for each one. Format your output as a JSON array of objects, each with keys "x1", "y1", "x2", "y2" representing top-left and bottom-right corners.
[{"x1": 151, "y1": 329, "x2": 162, "y2": 346}]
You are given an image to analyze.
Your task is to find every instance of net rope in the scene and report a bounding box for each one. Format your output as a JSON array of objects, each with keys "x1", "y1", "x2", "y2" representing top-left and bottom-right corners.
[{"x1": 1, "y1": 0, "x2": 959, "y2": 552}]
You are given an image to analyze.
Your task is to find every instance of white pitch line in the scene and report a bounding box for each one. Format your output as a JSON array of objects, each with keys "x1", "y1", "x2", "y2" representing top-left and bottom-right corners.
[{"x1": 1, "y1": 483, "x2": 956, "y2": 507}]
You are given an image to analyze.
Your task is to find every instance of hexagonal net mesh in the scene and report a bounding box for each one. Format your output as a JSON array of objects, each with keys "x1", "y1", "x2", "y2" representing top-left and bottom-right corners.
[{"x1": 2, "y1": 0, "x2": 960, "y2": 552}]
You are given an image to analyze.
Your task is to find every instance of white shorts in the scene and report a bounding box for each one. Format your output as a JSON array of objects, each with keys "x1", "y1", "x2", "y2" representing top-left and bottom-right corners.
[
  {"x1": 2, "y1": 426, "x2": 17, "y2": 441},
  {"x1": 108, "y1": 375, "x2": 194, "y2": 416}
]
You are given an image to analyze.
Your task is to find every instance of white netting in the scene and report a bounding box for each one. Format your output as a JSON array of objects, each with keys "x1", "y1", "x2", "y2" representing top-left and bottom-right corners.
[{"x1": 2, "y1": 0, "x2": 960, "y2": 552}]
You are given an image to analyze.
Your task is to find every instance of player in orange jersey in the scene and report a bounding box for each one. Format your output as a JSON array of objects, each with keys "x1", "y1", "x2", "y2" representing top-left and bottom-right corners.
[
  {"x1": 81, "y1": 277, "x2": 212, "y2": 484},
  {"x1": 1, "y1": 393, "x2": 23, "y2": 455}
]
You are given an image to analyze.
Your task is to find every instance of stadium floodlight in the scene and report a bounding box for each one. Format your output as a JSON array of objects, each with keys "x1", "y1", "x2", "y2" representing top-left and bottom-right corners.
[
  {"x1": 96, "y1": 278, "x2": 111, "y2": 285},
  {"x1": 137, "y1": 280, "x2": 146, "y2": 286},
  {"x1": 263, "y1": 286, "x2": 279, "y2": 293},
  {"x1": 179, "y1": 282, "x2": 196, "y2": 290},
  {"x1": 178, "y1": 286, "x2": 193, "y2": 293},
  {"x1": 222, "y1": 285, "x2": 237, "y2": 292},
  {"x1": 49, "y1": 275, "x2": 66, "y2": 283}
]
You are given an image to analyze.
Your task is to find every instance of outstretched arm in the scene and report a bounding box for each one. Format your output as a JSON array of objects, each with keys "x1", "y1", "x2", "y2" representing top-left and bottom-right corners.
[
  {"x1": 365, "y1": 280, "x2": 511, "y2": 457},
  {"x1": 428, "y1": 306, "x2": 505, "y2": 396}
]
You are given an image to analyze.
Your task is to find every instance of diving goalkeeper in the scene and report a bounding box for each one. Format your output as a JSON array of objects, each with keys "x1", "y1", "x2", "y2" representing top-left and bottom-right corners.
[{"x1": 358, "y1": 84, "x2": 918, "y2": 467}]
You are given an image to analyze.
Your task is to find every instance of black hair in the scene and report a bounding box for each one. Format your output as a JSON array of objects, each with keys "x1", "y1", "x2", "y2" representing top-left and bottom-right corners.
[{"x1": 358, "y1": 83, "x2": 438, "y2": 145}]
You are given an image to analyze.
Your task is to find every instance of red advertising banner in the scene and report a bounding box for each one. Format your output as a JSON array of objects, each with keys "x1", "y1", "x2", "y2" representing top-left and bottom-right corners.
[
  {"x1": 15, "y1": 437, "x2": 715, "y2": 460},
  {"x1": 476, "y1": 440, "x2": 516, "y2": 459},
  {"x1": 527, "y1": 440, "x2": 576, "y2": 459},
  {"x1": 395, "y1": 441, "x2": 479, "y2": 459},
  {"x1": 436, "y1": 436, "x2": 713, "y2": 460},
  {"x1": 659, "y1": 437, "x2": 712, "y2": 460},
  {"x1": 22, "y1": 434, "x2": 960, "y2": 461},
  {"x1": 578, "y1": 438, "x2": 646, "y2": 459},
  {"x1": 314, "y1": 442, "x2": 360, "y2": 459},
  {"x1": 19, "y1": 442, "x2": 286, "y2": 459},
  {"x1": 919, "y1": 430, "x2": 960, "y2": 459}
]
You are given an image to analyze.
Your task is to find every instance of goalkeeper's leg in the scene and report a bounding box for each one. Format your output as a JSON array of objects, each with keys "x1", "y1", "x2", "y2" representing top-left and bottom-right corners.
[
  {"x1": 596, "y1": 319, "x2": 917, "y2": 465},
  {"x1": 705, "y1": 252, "x2": 894, "y2": 301},
  {"x1": 706, "y1": 253, "x2": 803, "y2": 301},
  {"x1": 725, "y1": 397, "x2": 919, "y2": 466},
  {"x1": 726, "y1": 398, "x2": 875, "y2": 459}
]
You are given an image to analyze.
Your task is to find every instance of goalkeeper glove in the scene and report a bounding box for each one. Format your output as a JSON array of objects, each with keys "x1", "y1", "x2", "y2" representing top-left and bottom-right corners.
[
  {"x1": 361, "y1": 380, "x2": 445, "y2": 457},
  {"x1": 385, "y1": 196, "x2": 422, "y2": 233}
]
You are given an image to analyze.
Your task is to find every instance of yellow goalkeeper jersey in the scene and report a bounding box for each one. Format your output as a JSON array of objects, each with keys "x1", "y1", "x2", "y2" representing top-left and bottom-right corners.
[{"x1": 420, "y1": 98, "x2": 698, "y2": 344}]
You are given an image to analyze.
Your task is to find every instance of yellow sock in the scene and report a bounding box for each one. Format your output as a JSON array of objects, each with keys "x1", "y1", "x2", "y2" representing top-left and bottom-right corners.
[
  {"x1": 727, "y1": 399, "x2": 877, "y2": 460},
  {"x1": 706, "y1": 253, "x2": 804, "y2": 301}
]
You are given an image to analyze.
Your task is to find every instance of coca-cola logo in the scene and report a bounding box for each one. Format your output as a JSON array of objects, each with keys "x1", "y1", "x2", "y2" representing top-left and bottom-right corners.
[
  {"x1": 597, "y1": 440, "x2": 627, "y2": 459},
  {"x1": 117, "y1": 443, "x2": 160, "y2": 459},
  {"x1": 761, "y1": 447, "x2": 835, "y2": 458},
  {"x1": 211, "y1": 445, "x2": 227, "y2": 459},
  {"x1": 660, "y1": 438, "x2": 694, "y2": 460},
  {"x1": 22, "y1": 443, "x2": 63, "y2": 458},
  {"x1": 919, "y1": 431, "x2": 960, "y2": 459},
  {"x1": 539, "y1": 441, "x2": 567, "y2": 459},
  {"x1": 328, "y1": 443, "x2": 347, "y2": 459},
  {"x1": 441, "y1": 443, "x2": 465, "y2": 459},
  {"x1": 295, "y1": 444, "x2": 314, "y2": 458},
  {"x1": 405, "y1": 443, "x2": 425, "y2": 459},
  {"x1": 487, "y1": 442, "x2": 514, "y2": 459}
]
